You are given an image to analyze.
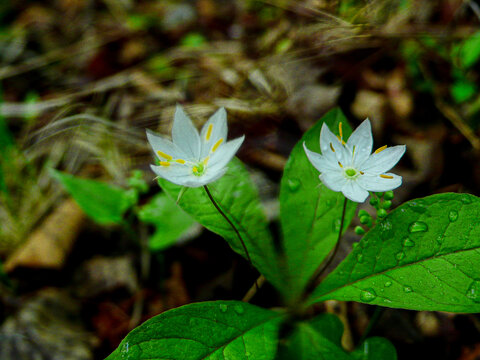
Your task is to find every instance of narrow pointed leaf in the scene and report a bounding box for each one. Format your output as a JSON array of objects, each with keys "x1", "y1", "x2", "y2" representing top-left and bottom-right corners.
[
  {"x1": 308, "y1": 193, "x2": 480, "y2": 312},
  {"x1": 106, "y1": 301, "x2": 285, "y2": 360},
  {"x1": 158, "y1": 158, "x2": 283, "y2": 291},
  {"x1": 279, "y1": 108, "x2": 357, "y2": 301}
]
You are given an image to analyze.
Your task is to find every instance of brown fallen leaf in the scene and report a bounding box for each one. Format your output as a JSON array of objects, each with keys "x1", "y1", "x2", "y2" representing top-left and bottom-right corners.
[{"x1": 5, "y1": 198, "x2": 85, "y2": 272}]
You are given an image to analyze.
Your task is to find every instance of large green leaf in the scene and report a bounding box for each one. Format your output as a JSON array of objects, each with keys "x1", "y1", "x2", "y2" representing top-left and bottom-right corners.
[
  {"x1": 158, "y1": 158, "x2": 283, "y2": 291},
  {"x1": 137, "y1": 192, "x2": 197, "y2": 251},
  {"x1": 351, "y1": 337, "x2": 397, "y2": 360},
  {"x1": 308, "y1": 193, "x2": 480, "y2": 312},
  {"x1": 277, "y1": 314, "x2": 352, "y2": 360},
  {"x1": 279, "y1": 108, "x2": 357, "y2": 301},
  {"x1": 454, "y1": 30, "x2": 480, "y2": 69},
  {"x1": 51, "y1": 170, "x2": 134, "y2": 225},
  {"x1": 106, "y1": 301, "x2": 284, "y2": 360}
]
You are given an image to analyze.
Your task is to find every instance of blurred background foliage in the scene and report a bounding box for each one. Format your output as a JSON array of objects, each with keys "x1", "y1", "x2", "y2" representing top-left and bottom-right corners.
[{"x1": 1, "y1": 0, "x2": 480, "y2": 359}]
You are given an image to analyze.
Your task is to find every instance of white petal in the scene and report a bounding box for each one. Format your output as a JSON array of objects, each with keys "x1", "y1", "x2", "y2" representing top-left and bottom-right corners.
[
  {"x1": 146, "y1": 129, "x2": 187, "y2": 160},
  {"x1": 341, "y1": 180, "x2": 369, "y2": 203},
  {"x1": 320, "y1": 122, "x2": 350, "y2": 166},
  {"x1": 346, "y1": 119, "x2": 373, "y2": 167},
  {"x1": 150, "y1": 163, "x2": 196, "y2": 186},
  {"x1": 200, "y1": 167, "x2": 228, "y2": 185},
  {"x1": 172, "y1": 104, "x2": 201, "y2": 159},
  {"x1": 320, "y1": 171, "x2": 347, "y2": 192},
  {"x1": 208, "y1": 136, "x2": 244, "y2": 172},
  {"x1": 357, "y1": 173, "x2": 402, "y2": 192},
  {"x1": 200, "y1": 107, "x2": 228, "y2": 157},
  {"x1": 303, "y1": 143, "x2": 339, "y2": 173},
  {"x1": 360, "y1": 145, "x2": 406, "y2": 174}
]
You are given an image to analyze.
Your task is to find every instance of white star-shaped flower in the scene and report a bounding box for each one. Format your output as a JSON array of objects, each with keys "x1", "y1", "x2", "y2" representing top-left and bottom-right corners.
[
  {"x1": 147, "y1": 105, "x2": 245, "y2": 187},
  {"x1": 303, "y1": 119, "x2": 406, "y2": 203}
]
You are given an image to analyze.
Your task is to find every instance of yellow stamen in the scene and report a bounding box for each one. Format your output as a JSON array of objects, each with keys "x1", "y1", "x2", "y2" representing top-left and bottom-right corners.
[
  {"x1": 338, "y1": 161, "x2": 343, "y2": 168},
  {"x1": 203, "y1": 156, "x2": 210, "y2": 165},
  {"x1": 375, "y1": 145, "x2": 388, "y2": 154},
  {"x1": 175, "y1": 159, "x2": 186, "y2": 164},
  {"x1": 193, "y1": 166, "x2": 198, "y2": 173},
  {"x1": 157, "y1": 151, "x2": 172, "y2": 160},
  {"x1": 360, "y1": 171, "x2": 364, "y2": 175},
  {"x1": 338, "y1": 122, "x2": 343, "y2": 140},
  {"x1": 380, "y1": 174, "x2": 393, "y2": 179},
  {"x1": 160, "y1": 161, "x2": 171, "y2": 167},
  {"x1": 330, "y1": 143, "x2": 335, "y2": 152},
  {"x1": 206, "y1": 124, "x2": 213, "y2": 141},
  {"x1": 212, "y1": 138, "x2": 224, "y2": 152}
]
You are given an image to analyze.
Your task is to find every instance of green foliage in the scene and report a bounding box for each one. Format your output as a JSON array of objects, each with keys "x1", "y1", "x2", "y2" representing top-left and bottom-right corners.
[
  {"x1": 279, "y1": 108, "x2": 357, "y2": 301},
  {"x1": 308, "y1": 193, "x2": 480, "y2": 312},
  {"x1": 138, "y1": 192, "x2": 196, "y2": 251},
  {"x1": 51, "y1": 170, "x2": 135, "y2": 225},
  {"x1": 181, "y1": 33, "x2": 207, "y2": 48},
  {"x1": 452, "y1": 30, "x2": 480, "y2": 69},
  {"x1": 278, "y1": 314, "x2": 352, "y2": 360},
  {"x1": 451, "y1": 78, "x2": 477, "y2": 104},
  {"x1": 158, "y1": 158, "x2": 284, "y2": 291},
  {"x1": 351, "y1": 337, "x2": 397, "y2": 360},
  {"x1": 106, "y1": 301, "x2": 284, "y2": 360}
]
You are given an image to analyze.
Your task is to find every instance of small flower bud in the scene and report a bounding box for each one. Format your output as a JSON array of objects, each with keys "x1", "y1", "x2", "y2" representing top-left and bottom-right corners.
[
  {"x1": 383, "y1": 200, "x2": 392, "y2": 209},
  {"x1": 376, "y1": 192, "x2": 384, "y2": 198},
  {"x1": 360, "y1": 215, "x2": 371, "y2": 224},
  {"x1": 358, "y1": 209, "x2": 370, "y2": 218},
  {"x1": 377, "y1": 208, "x2": 387, "y2": 218},
  {"x1": 369, "y1": 196, "x2": 379, "y2": 206},
  {"x1": 354, "y1": 226, "x2": 366, "y2": 235},
  {"x1": 384, "y1": 191, "x2": 394, "y2": 200}
]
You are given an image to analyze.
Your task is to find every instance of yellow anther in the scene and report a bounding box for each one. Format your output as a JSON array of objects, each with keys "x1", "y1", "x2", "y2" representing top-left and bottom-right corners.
[
  {"x1": 160, "y1": 161, "x2": 171, "y2": 167},
  {"x1": 338, "y1": 122, "x2": 343, "y2": 140},
  {"x1": 380, "y1": 174, "x2": 393, "y2": 179},
  {"x1": 203, "y1": 156, "x2": 210, "y2": 165},
  {"x1": 375, "y1": 145, "x2": 388, "y2": 154},
  {"x1": 206, "y1": 124, "x2": 213, "y2": 141},
  {"x1": 175, "y1": 159, "x2": 186, "y2": 164},
  {"x1": 212, "y1": 138, "x2": 224, "y2": 152},
  {"x1": 338, "y1": 161, "x2": 343, "y2": 168},
  {"x1": 330, "y1": 143, "x2": 335, "y2": 152},
  {"x1": 360, "y1": 171, "x2": 364, "y2": 175},
  {"x1": 192, "y1": 166, "x2": 198, "y2": 173},
  {"x1": 157, "y1": 151, "x2": 172, "y2": 160}
]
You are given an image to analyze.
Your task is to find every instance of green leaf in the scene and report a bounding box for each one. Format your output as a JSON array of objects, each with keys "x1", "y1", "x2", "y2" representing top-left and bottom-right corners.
[
  {"x1": 456, "y1": 30, "x2": 480, "y2": 69},
  {"x1": 308, "y1": 193, "x2": 480, "y2": 312},
  {"x1": 158, "y1": 158, "x2": 283, "y2": 291},
  {"x1": 451, "y1": 79, "x2": 477, "y2": 103},
  {"x1": 106, "y1": 301, "x2": 284, "y2": 360},
  {"x1": 138, "y1": 192, "x2": 197, "y2": 251},
  {"x1": 279, "y1": 108, "x2": 357, "y2": 301},
  {"x1": 351, "y1": 337, "x2": 397, "y2": 360},
  {"x1": 51, "y1": 170, "x2": 134, "y2": 225},
  {"x1": 277, "y1": 314, "x2": 352, "y2": 360}
]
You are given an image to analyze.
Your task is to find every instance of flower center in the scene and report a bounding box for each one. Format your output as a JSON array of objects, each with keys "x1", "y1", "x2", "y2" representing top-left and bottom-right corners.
[
  {"x1": 344, "y1": 167, "x2": 358, "y2": 179},
  {"x1": 192, "y1": 162, "x2": 206, "y2": 176}
]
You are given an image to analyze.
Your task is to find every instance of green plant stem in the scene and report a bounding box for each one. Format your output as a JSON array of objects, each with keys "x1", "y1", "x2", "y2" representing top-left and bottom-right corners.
[
  {"x1": 358, "y1": 306, "x2": 384, "y2": 345},
  {"x1": 242, "y1": 275, "x2": 265, "y2": 302},
  {"x1": 305, "y1": 197, "x2": 348, "y2": 295},
  {"x1": 203, "y1": 185, "x2": 253, "y2": 266}
]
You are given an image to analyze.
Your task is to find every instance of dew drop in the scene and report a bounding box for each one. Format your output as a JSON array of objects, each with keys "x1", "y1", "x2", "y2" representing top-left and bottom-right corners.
[
  {"x1": 408, "y1": 201, "x2": 427, "y2": 214},
  {"x1": 219, "y1": 304, "x2": 228, "y2": 312},
  {"x1": 436, "y1": 235, "x2": 445, "y2": 244},
  {"x1": 332, "y1": 219, "x2": 341, "y2": 232},
  {"x1": 360, "y1": 288, "x2": 377, "y2": 302},
  {"x1": 404, "y1": 286, "x2": 413, "y2": 293},
  {"x1": 448, "y1": 210, "x2": 458, "y2": 222},
  {"x1": 233, "y1": 304, "x2": 244, "y2": 314},
  {"x1": 383, "y1": 299, "x2": 392, "y2": 304},
  {"x1": 403, "y1": 237, "x2": 415, "y2": 247},
  {"x1": 408, "y1": 221, "x2": 428, "y2": 233},
  {"x1": 326, "y1": 199, "x2": 333, "y2": 207},
  {"x1": 396, "y1": 252, "x2": 405, "y2": 260},
  {"x1": 466, "y1": 280, "x2": 480, "y2": 303},
  {"x1": 356, "y1": 254, "x2": 364, "y2": 263},
  {"x1": 384, "y1": 281, "x2": 392, "y2": 287},
  {"x1": 287, "y1": 178, "x2": 300, "y2": 192},
  {"x1": 352, "y1": 242, "x2": 359, "y2": 249},
  {"x1": 461, "y1": 196, "x2": 472, "y2": 204}
]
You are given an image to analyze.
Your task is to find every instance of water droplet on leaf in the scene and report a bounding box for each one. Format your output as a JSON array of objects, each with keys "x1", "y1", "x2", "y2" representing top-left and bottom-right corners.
[
  {"x1": 448, "y1": 210, "x2": 458, "y2": 222},
  {"x1": 396, "y1": 252, "x2": 405, "y2": 260},
  {"x1": 287, "y1": 178, "x2": 300, "y2": 192},
  {"x1": 404, "y1": 286, "x2": 413, "y2": 293},
  {"x1": 332, "y1": 219, "x2": 341, "y2": 232},
  {"x1": 436, "y1": 235, "x2": 445, "y2": 244},
  {"x1": 233, "y1": 304, "x2": 244, "y2": 314},
  {"x1": 356, "y1": 254, "x2": 364, "y2": 263},
  {"x1": 360, "y1": 288, "x2": 377, "y2": 302},
  {"x1": 461, "y1": 196, "x2": 472, "y2": 204},
  {"x1": 403, "y1": 237, "x2": 415, "y2": 247},
  {"x1": 384, "y1": 281, "x2": 392, "y2": 287},
  {"x1": 466, "y1": 280, "x2": 480, "y2": 303},
  {"x1": 219, "y1": 304, "x2": 228, "y2": 312},
  {"x1": 408, "y1": 221, "x2": 428, "y2": 233}
]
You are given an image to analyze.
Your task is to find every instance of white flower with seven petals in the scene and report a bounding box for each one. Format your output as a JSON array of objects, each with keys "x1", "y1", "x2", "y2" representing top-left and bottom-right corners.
[
  {"x1": 147, "y1": 105, "x2": 244, "y2": 187},
  {"x1": 303, "y1": 119, "x2": 406, "y2": 203}
]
